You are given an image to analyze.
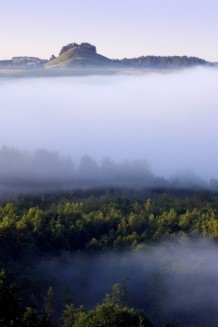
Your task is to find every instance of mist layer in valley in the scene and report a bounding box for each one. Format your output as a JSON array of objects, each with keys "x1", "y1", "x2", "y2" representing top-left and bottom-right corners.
[
  {"x1": 0, "y1": 67, "x2": 218, "y2": 195},
  {"x1": 30, "y1": 238, "x2": 218, "y2": 327}
]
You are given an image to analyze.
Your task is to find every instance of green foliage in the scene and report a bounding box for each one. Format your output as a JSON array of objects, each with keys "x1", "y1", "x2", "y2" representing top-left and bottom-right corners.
[
  {"x1": 73, "y1": 303, "x2": 153, "y2": 327},
  {"x1": 61, "y1": 284, "x2": 153, "y2": 327},
  {"x1": 104, "y1": 282, "x2": 130, "y2": 307},
  {"x1": 61, "y1": 304, "x2": 85, "y2": 327},
  {"x1": 1, "y1": 189, "x2": 218, "y2": 264}
]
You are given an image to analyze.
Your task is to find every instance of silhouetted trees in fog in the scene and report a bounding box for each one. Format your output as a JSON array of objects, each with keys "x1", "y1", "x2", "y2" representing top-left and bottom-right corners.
[
  {"x1": 0, "y1": 147, "x2": 157, "y2": 196},
  {"x1": 0, "y1": 271, "x2": 153, "y2": 327},
  {"x1": 1, "y1": 146, "x2": 217, "y2": 198}
]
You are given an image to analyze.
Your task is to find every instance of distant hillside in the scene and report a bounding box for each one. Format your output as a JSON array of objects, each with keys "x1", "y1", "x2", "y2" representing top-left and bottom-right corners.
[
  {"x1": 0, "y1": 56, "x2": 48, "y2": 69},
  {"x1": 45, "y1": 42, "x2": 213, "y2": 69},
  {"x1": 113, "y1": 55, "x2": 212, "y2": 68},
  {"x1": 0, "y1": 42, "x2": 215, "y2": 73},
  {"x1": 45, "y1": 42, "x2": 112, "y2": 69}
]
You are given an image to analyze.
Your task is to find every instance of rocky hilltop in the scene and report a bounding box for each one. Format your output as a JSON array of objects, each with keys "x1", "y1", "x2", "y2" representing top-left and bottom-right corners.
[{"x1": 46, "y1": 43, "x2": 112, "y2": 69}]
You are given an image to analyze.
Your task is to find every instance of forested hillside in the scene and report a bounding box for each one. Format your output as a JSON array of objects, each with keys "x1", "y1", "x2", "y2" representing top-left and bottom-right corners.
[{"x1": 1, "y1": 188, "x2": 218, "y2": 326}]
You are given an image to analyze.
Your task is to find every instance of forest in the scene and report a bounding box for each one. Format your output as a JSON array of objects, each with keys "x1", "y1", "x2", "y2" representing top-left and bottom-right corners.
[{"x1": 1, "y1": 186, "x2": 218, "y2": 326}]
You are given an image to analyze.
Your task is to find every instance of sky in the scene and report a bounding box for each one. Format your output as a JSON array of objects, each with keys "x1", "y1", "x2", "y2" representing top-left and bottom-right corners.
[{"x1": 1, "y1": 0, "x2": 218, "y2": 62}]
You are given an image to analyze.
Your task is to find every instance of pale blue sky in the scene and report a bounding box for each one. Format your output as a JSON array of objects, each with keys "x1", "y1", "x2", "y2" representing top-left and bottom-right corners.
[{"x1": 1, "y1": 0, "x2": 218, "y2": 61}]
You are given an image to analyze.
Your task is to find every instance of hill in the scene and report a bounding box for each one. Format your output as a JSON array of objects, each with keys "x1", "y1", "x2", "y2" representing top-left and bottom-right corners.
[{"x1": 45, "y1": 42, "x2": 112, "y2": 69}]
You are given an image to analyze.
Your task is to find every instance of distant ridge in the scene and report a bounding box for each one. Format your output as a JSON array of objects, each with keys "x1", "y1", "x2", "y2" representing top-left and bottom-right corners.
[
  {"x1": 113, "y1": 55, "x2": 211, "y2": 68},
  {"x1": 45, "y1": 42, "x2": 212, "y2": 69},
  {"x1": 0, "y1": 42, "x2": 215, "y2": 75}
]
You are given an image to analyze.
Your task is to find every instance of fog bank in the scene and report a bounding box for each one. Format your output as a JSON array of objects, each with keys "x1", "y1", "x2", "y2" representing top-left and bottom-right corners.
[{"x1": 1, "y1": 67, "x2": 218, "y2": 180}]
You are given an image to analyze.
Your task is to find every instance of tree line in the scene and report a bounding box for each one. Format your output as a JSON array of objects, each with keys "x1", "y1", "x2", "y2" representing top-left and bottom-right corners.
[{"x1": 1, "y1": 147, "x2": 218, "y2": 199}]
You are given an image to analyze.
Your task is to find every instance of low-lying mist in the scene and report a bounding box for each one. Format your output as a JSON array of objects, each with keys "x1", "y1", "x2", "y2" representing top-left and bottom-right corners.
[
  {"x1": 36, "y1": 238, "x2": 218, "y2": 327},
  {"x1": 0, "y1": 146, "x2": 217, "y2": 198},
  {"x1": 1, "y1": 67, "x2": 218, "y2": 183}
]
